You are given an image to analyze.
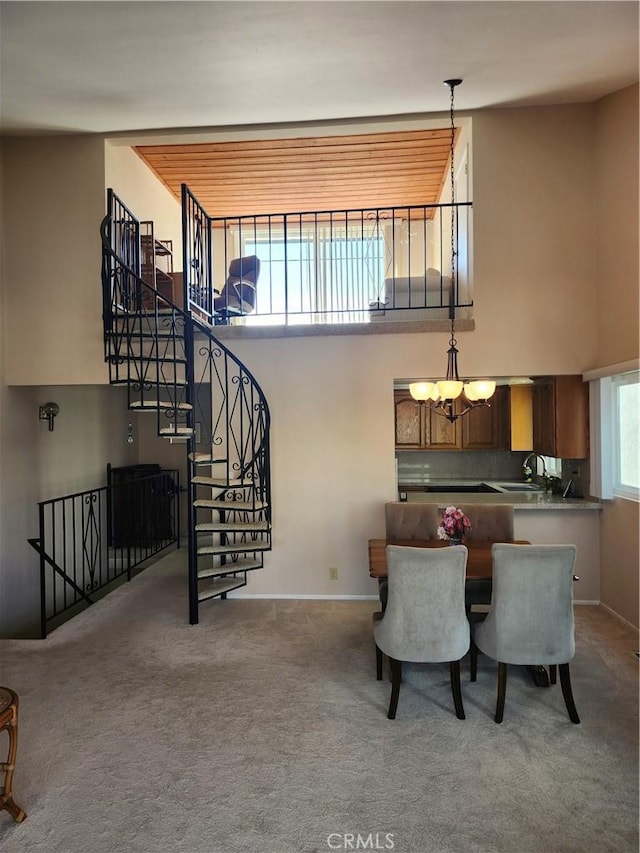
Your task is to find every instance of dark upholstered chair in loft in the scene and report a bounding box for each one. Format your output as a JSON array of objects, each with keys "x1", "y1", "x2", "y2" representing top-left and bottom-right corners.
[
  {"x1": 373, "y1": 544, "x2": 470, "y2": 720},
  {"x1": 213, "y1": 255, "x2": 260, "y2": 324},
  {"x1": 0, "y1": 686, "x2": 27, "y2": 822},
  {"x1": 470, "y1": 544, "x2": 580, "y2": 724}
]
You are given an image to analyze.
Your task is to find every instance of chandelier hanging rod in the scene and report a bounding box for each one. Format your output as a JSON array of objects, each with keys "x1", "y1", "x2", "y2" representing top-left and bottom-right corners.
[{"x1": 409, "y1": 78, "x2": 496, "y2": 423}]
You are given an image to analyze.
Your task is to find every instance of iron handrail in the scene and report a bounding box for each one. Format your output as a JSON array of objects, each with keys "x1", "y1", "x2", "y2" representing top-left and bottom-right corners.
[
  {"x1": 183, "y1": 190, "x2": 474, "y2": 326},
  {"x1": 28, "y1": 469, "x2": 180, "y2": 638}
]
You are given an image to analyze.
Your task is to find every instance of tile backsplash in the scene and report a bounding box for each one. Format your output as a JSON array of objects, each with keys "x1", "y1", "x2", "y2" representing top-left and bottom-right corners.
[
  {"x1": 397, "y1": 450, "x2": 591, "y2": 497},
  {"x1": 396, "y1": 450, "x2": 530, "y2": 483}
]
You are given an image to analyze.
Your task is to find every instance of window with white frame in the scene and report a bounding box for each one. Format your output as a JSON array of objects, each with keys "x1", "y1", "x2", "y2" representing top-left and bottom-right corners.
[
  {"x1": 613, "y1": 371, "x2": 639, "y2": 500},
  {"x1": 241, "y1": 222, "x2": 386, "y2": 325},
  {"x1": 589, "y1": 367, "x2": 639, "y2": 501}
]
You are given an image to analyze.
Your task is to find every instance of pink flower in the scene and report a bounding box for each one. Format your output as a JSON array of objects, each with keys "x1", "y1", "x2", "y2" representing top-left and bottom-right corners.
[{"x1": 438, "y1": 506, "x2": 471, "y2": 540}]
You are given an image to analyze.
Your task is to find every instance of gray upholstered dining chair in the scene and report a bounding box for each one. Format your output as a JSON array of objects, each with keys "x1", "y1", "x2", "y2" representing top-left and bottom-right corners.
[
  {"x1": 470, "y1": 543, "x2": 580, "y2": 724},
  {"x1": 373, "y1": 544, "x2": 470, "y2": 720},
  {"x1": 384, "y1": 502, "x2": 439, "y2": 541},
  {"x1": 378, "y1": 503, "x2": 440, "y2": 611},
  {"x1": 459, "y1": 504, "x2": 514, "y2": 543},
  {"x1": 457, "y1": 504, "x2": 514, "y2": 616}
]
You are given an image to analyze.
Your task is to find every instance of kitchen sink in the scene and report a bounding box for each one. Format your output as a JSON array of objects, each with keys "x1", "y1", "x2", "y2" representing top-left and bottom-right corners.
[
  {"x1": 488, "y1": 482, "x2": 542, "y2": 492},
  {"x1": 400, "y1": 481, "x2": 544, "y2": 496},
  {"x1": 417, "y1": 483, "x2": 500, "y2": 493}
]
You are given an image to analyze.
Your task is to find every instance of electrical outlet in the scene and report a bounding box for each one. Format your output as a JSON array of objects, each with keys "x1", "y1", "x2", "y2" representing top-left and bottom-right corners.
[{"x1": 329, "y1": 567, "x2": 338, "y2": 581}]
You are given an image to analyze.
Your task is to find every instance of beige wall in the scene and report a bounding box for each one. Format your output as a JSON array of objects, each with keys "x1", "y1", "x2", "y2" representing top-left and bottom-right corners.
[
  {"x1": 594, "y1": 85, "x2": 639, "y2": 367},
  {"x1": 104, "y1": 142, "x2": 182, "y2": 255},
  {"x1": 472, "y1": 104, "x2": 598, "y2": 365},
  {"x1": 2, "y1": 136, "x2": 107, "y2": 385},
  {"x1": 593, "y1": 85, "x2": 640, "y2": 630}
]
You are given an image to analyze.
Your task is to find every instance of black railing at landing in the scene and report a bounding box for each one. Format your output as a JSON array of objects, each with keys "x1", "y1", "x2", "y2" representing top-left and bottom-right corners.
[
  {"x1": 182, "y1": 186, "x2": 473, "y2": 327},
  {"x1": 28, "y1": 467, "x2": 180, "y2": 638}
]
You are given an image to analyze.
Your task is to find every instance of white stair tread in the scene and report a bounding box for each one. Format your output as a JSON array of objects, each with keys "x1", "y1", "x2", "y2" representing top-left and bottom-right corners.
[
  {"x1": 193, "y1": 499, "x2": 268, "y2": 511},
  {"x1": 189, "y1": 453, "x2": 227, "y2": 464},
  {"x1": 160, "y1": 427, "x2": 194, "y2": 436},
  {"x1": 197, "y1": 542, "x2": 267, "y2": 556},
  {"x1": 195, "y1": 521, "x2": 270, "y2": 533},
  {"x1": 125, "y1": 354, "x2": 187, "y2": 363},
  {"x1": 197, "y1": 559, "x2": 262, "y2": 579},
  {"x1": 110, "y1": 374, "x2": 188, "y2": 386},
  {"x1": 192, "y1": 476, "x2": 253, "y2": 488},
  {"x1": 108, "y1": 328, "x2": 182, "y2": 339},
  {"x1": 198, "y1": 578, "x2": 247, "y2": 601},
  {"x1": 130, "y1": 400, "x2": 192, "y2": 410}
]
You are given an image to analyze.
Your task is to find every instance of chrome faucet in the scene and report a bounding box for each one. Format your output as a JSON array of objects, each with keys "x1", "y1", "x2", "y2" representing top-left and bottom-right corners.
[{"x1": 522, "y1": 452, "x2": 547, "y2": 483}]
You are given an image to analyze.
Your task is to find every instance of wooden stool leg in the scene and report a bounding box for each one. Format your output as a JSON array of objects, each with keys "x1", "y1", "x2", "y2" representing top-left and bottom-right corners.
[
  {"x1": 1, "y1": 693, "x2": 27, "y2": 823},
  {"x1": 1, "y1": 791, "x2": 26, "y2": 823}
]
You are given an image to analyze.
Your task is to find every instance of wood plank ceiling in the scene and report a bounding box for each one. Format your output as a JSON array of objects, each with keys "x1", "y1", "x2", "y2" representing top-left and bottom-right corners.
[{"x1": 135, "y1": 128, "x2": 453, "y2": 219}]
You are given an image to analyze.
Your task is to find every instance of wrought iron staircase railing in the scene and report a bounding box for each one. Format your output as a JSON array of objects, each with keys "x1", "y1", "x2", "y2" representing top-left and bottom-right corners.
[
  {"x1": 28, "y1": 468, "x2": 180, "y2": 638},
  {"x1": 101, "y1": 189, "x2": 271, "y2": 625}
]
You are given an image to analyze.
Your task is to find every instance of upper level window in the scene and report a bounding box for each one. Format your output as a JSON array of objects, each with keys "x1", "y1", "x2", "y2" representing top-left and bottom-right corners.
[
  {"x1": 613, "y1": 371, "x2": 639, "y2": 500},
  {"x1": 589, "y1": 367, "x2": 639, "y2": 502},
  {"x1": 243, "y1": 225, "x2": 385, "y2": 325}
]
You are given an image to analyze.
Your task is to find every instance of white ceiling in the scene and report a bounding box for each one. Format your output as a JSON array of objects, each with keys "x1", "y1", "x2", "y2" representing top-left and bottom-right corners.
[{"x1": 0, "y1": 1, "x2": 637, "y2": 138}]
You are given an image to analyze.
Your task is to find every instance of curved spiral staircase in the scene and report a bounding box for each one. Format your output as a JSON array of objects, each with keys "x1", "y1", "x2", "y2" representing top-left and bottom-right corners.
[{"x1": 101, "y1": 189, "x2": 271, "y2": 624}]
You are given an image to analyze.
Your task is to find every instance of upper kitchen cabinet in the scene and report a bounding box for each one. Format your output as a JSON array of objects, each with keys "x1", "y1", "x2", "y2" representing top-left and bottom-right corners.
[
  {"x1": 394, "y1": 390, "x2": 459, "y2": 449},
  {"x1": 394, "y1": 392, "x2": 425, "y2": 448},
  {"x1": 500, "y1": 385, "x2": 534, "y2": 451},
  {"x1": 394, "y1": 389, "x2": 504, "y2": 451},
  {"x1": 462, "y1": 386, "x2": 506, "y2": 450},
  {"x1": 532, "y1": 376, "x2": 589, "y2": 459},
  {"x1": 424, "y1": 405, "x2": 460, "y2": 449}
]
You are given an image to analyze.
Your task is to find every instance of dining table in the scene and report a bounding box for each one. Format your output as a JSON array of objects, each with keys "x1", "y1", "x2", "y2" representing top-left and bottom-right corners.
[
  {"x1": 367, "y1": 537, "x2": 529, "y2": 581},
  {"x1": 368, "y1": 537, "x2": 551, "y2": 688}
]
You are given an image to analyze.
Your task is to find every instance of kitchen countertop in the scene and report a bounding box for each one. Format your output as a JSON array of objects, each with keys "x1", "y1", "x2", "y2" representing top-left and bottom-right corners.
[{"x1": 400, "y1": 489, "x2": 602, "y2": 510}]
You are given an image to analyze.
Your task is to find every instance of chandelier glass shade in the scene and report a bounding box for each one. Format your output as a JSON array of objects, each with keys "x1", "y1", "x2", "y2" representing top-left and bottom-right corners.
[{"x1": 410, "y1": 78, "x2": 495, "y2": 423}]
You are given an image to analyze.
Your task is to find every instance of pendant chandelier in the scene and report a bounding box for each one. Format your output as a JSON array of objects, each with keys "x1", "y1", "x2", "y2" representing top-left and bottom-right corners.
[{"x1": 409, "y1": 79, "x2": 495, "y2": 423}]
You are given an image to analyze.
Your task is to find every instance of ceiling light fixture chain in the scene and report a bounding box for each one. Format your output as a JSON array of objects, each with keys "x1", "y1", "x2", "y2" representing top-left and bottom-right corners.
[
  {"x1": 447, "y1": 77, "x2": 461, "y2": 325},
  {"x1": 409, "y1": 78, "x2": 496, "y2": 423}
]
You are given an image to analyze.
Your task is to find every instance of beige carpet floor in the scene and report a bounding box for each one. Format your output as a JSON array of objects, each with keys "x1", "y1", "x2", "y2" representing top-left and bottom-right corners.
[{"x1": 0, "y1": 548, "x2": 638, "y2": 853}]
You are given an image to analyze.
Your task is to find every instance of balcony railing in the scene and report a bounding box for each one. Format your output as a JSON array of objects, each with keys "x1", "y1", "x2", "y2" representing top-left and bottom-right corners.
[{"x1": 182, "y1": 189, "x2": 473, "y2": 327}]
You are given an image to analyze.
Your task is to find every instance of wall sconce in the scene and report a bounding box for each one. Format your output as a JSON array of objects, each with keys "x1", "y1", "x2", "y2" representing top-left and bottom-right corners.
[{"x1": 39, "y1": 402, "x2": 59, "y2": 431}]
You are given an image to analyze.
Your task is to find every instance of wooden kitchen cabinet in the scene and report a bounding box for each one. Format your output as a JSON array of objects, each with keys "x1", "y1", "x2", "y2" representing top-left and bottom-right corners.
[
  {"x1": 532, "y1": 376, "x2": 589, "y2": 458},
  {"x1": 394, "y1": 392, "x2": 425, "y2": 448},
  {"x1": 424, "y1": 405, "x2": 460, "y2": 449},
  {"x1": 394, "y1": 390, "x2": 459, "y2": 449},
  {"x1": 462, "y1": 388, "x2": 505, "y2": 449},
  {"x1": 500, "y1": 384, "x2": 534, "y2": 451},
  {"x1": 394, "y1": 389, "x2": 504, "y2": 451}
]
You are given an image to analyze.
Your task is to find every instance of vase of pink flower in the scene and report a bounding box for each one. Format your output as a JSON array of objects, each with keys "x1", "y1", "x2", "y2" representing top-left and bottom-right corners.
[{"x1": 437, "y1": 506, "x2": 471, "y2": 545}]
